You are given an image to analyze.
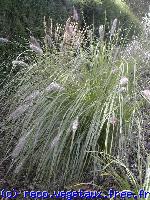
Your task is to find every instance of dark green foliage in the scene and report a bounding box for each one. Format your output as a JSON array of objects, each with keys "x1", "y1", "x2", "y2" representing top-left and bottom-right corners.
[
  {"x1": 73, "y1": 0, "x2": 140, "y2": 38},
  {"x1": 0, "y1": 0, "x2": 70, "y2": 39},
  {"x1": 0, "y1": 0, "x2": 140, "y2": 86},
  {"x1": 0, "y1": 0, "x2": 69, "y2": 86},
  {"x1": 0, "y1": 0, "x2": 140, "y2": 40}
]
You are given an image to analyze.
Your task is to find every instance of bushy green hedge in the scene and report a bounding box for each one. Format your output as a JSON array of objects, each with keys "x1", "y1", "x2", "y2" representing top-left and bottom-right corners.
[
  {"x1": 0, "y1": 0, "x2": 140, "y2": 39},
  {"x1": 0, "y1": 0, "x2": 69, "y2": 86},
  {"x1": 0, "y1": 0, "x2": 69, "y2": 38},
  {"x1": 0, "y1": 0, "x2": 141, "y2": 86},
  {"x1": 73, "y1": 0, "x2": 140, "y2": 38}
]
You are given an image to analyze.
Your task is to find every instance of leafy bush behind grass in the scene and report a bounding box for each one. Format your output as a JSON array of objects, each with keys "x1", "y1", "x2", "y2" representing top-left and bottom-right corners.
[
  {"x1": 0, "y1": 0, "x2": 141, "y2": 88},
  {"x1": 73, "y1": 0, "x2": 141, "y2": 38}
]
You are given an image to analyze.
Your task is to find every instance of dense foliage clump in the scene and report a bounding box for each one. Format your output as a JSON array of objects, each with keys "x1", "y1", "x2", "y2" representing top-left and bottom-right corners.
[{"x1": 0, "y1": 1, "x2": 149, "y2": 197}]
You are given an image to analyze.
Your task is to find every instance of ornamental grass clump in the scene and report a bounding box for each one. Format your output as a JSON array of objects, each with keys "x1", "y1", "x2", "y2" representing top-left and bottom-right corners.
[
  {"x1": 29, "y1": 36, "x2": 43, "y2": 55},
  {"x1": 2, "y1": 17, "x2": 145, "y2": 190},
  {"x1": 91, "y1": 150, "x2": 150, "y2": 200}
]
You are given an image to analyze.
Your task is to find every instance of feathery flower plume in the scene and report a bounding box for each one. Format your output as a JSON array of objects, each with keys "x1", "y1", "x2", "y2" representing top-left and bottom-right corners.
[
  {"x1": 109, "y1": 115, "x2": 118, "y2": 125},
  {"x1": 73, "y1": 6, "x2": 79, "y2": 21},
  {"x1": 110, "y1": 18, "x2": 118, "y2": 37},
  {"x1": 30, "y1": 44, "x2": 43, "y2": 55},
  {"x1": 141, "y1": 90, "x2": 150, "y2": 101},
  {"x1": 10, "y1": 104, "x2": 30, "y2": 120},
  {"x1": 99, "y1": 25, "x2": 105, "y2": 41},
  {"x1": 0, "y1": 37, "x2": 9, "y2": 43},
  {"x1": 72, "y1": 116, "x2": 79, "y2": 134},
  {"x1": 12, "y1": 133, "x2": 30, "y2": 158},
  {"x1": 24, "y1": 90, "x2": 40, "y2": 102},
  {"x1": 29, "y1": 35, "x2": 43, "y2": 55},
  {"x1": 14, "y1": 162, "x2": 23, "y2": 174},
  {"x1": 30, "y1": 36, "x2": 41, "y2": 48},
  {"x1": 45, "y1": 34, "x2": 52, "y2": 47},
  {"x1": 45, "y1": 82, "x2": 64, "y2": 92},
  {"x1": 119, "y1": 77, "x2": 128, "y2": 86},
  {"x1": 12, "y1": 60, "x2": 28, "y2": 67},
  {"x1": 50, "y1": 134, "x2": 60, "y2": 149},
  {"x1": 66, "y1": 22, "x2": 75, "y2": 37},
  {"x1": 74, "y1": 37, "x2": 81, "y2": 49},
  {"x1": 63, "y1": 18, "x2": 78, "y2": 46}
]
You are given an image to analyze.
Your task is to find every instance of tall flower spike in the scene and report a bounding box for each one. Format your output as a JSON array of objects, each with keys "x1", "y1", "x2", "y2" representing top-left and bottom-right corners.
[
  {"x1": 63, "y1": 18, "x2": 76, "y2": 44},
  {"x1": 30, "y1": 44, "x2": 43, "y2": 55},
  {"x1": 110, "y1": 18, "x2": 118, "y2": 38},
  {"x1": 50, "y1": 134, "x2": 60, "y2": 149},
  {"x1": 72, "y1": 116, "x2": 79, "y2": 134},
  {"x1": 45, "y1": 34, "x2": 52, "y2": 47},
  {"x1": 12, "y1": 132, "x2": 30, "y2": 158},
  {"x1": 30, "y1": 36, "x2": 41, "y2": 48},
  {"x1": 29, "y1": 35, "x2": 43, "y2": 55},
  {"x1": 73, "y1": 6, "x2": 79, "y2": 21},
  {"x1": 99, "y1": 25, "x2": 105, "y2": 41},
  {"x1": 65, "y1": 19, "x2": 74, "y2": 36}
]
